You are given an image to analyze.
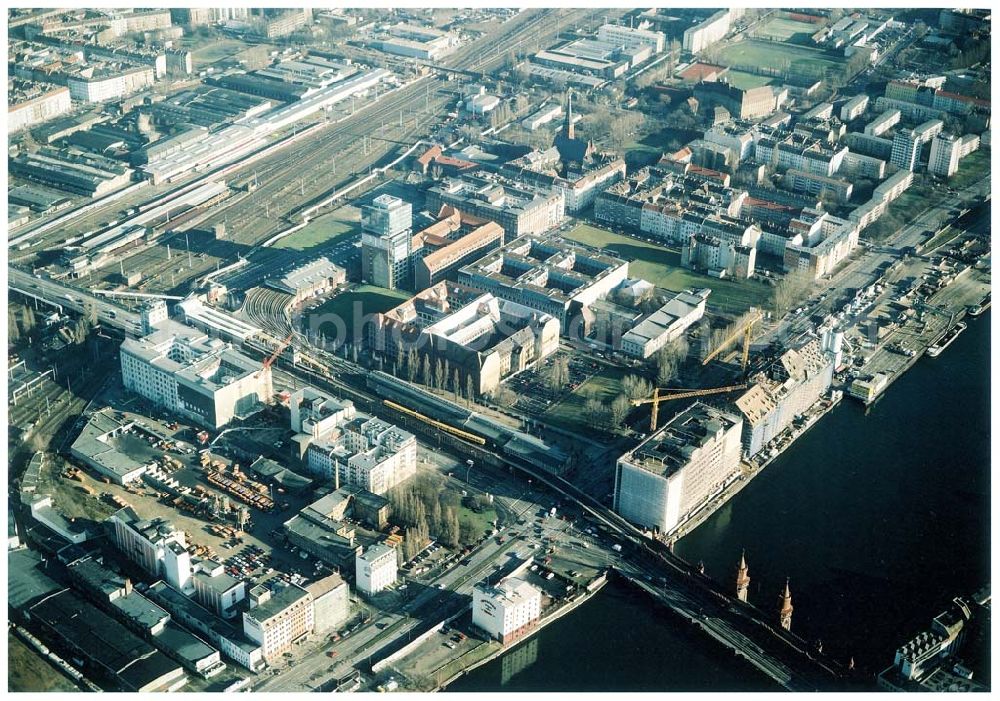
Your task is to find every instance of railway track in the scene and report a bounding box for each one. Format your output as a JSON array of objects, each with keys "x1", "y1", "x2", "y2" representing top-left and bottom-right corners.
[
  {"x1": 240, "y1": 286, "x2": 295, "y2": 338},
  {"x1": 198, "y1": 81, "x2": 450, "y2": 241}
]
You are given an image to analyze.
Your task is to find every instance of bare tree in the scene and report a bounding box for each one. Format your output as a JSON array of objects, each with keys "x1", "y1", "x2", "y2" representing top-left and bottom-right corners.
[
  {"x1": 546, "y1": 356, "x2": 570, "y2": 391},
  {"x1": 622, "y1": 374, "x2": 652, "y2": 401},
  {"x1": 584, "y1": 397, "x2": 607, "y2": 428},
  {"x1": 492, "y1": 386, "x2": 518, "y2": 408},
  {"x1": 610, "y1": 394, "x2": 632, "y2": 428},
  {"x1": 772, "y1": 270, "x2": 815, "y2": 316}
]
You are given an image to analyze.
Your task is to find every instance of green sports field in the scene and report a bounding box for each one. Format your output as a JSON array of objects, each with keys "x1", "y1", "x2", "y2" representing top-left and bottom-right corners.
[
  {"x1": 716, "y1": 39, "x2": 844, "y2": 78},
  {"x1": 754, "y1": 16, "x2": 822, "y2": 43},
  {"x1": 562, "y1": 224, "x2": 772, "y2": 314},
  {"x1": 723, "y1": 70, "x2": 776, "y2": 90},
  {"x1": 273, "y1": 208, "x2": 359, "y2": 251}
]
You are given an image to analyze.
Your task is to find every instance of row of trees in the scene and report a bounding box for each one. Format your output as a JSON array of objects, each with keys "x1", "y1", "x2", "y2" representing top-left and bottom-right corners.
[
  {"x1": 394, "y1": 347, "x2": 477, "y2": 404},
  {"x1": 579, "y1": 334, "x2": 692, "y2": 432}
]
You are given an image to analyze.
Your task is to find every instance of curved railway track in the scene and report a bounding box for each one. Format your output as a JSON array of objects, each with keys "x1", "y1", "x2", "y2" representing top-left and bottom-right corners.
[{"x1": 239, "y1": 286, "x2": 295, "y2": 338}]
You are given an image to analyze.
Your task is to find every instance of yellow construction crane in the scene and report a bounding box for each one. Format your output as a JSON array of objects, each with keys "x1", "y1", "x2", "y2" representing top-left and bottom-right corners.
[
  {"x1": 702, "y1": 308, "x2": 764, "y2": 371},
  {"x1": 632, "y1": 384, "x2": 748, "y2": 432}
]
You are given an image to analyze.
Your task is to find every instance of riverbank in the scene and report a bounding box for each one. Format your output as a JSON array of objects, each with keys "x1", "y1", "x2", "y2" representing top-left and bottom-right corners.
[
  {"x1": 676, "y1": 310, "x2": 989, "y2": 673},
  {"x1": 668, "y1": 390, "x2": 843, "y2": 542},
  {"x1": 435, "y1": 573, "x2": 609, "y2": 691}
]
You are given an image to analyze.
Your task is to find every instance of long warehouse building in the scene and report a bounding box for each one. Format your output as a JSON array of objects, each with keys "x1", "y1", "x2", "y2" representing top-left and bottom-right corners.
[{"x1": 141, "y1": 68, "x2": 391, "y2": 184}]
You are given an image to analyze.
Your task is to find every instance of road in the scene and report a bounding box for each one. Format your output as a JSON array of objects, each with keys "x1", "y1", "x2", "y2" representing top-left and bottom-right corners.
[
  {"x1": 255, "y1": 512, "x2": 552, "y2": 692},
  {"x1": 9, "y1": 268, "x2": 138, "y2": 334},
  {"x1": 761, "y1": 177, "x2": 991, "y2": 351}
]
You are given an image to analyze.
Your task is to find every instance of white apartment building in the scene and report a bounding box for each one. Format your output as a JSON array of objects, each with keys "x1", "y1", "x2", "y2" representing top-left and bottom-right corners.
[
  {"x1": 120, "y1": 319, "x2": 273, "y2": 430},
  {"x1": 704, "y1": 123, "x2": 756, "y2": 163},
  {"x1": 840, "y1": 94, "x2": 869, "y2": 122},
  {"x1": 66, "y1": 66, "x2": 155, "y2": 102},
  {"x1": 472, "y1": 577, "x2": 542, "y2": 644},
  {"x1": 614, "y1": 402, "x2": 743, "y2": 535},
  {"x1": 928, "y1": 133, "x2": 962, "y2": 177},
  {"x1": 890, "y1": 119, "x2": 943, "y2": 172},
  {"x1": 355, "y1": 544, "x2": 397, "y2": 595},
  {"x1": 307, "y1": 415, "x2": 417, "y2": 495},
  {"x1": 683, "y1": 9, "x2": 732, "y2": 54},
  {"x1": 755, "y1": 137, "x2": 847, "y2": 177},
  {"x1": 928, "y1": 132, "x2": 979, "y2": 177},
  {"x1": 864, "y1": 109, "x2": 901, "y2": 136},
  {"x1": 597, "y1": 23, "x2": 665, "y2": 54},
  {"x1": 9, "y1": 85, "x2": 72, "y2": 132}
]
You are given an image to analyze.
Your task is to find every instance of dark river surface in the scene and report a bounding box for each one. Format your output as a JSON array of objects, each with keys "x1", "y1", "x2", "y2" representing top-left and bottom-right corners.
[{"x1": 448, "y1": 312, "x2": 990, "y2": 691}]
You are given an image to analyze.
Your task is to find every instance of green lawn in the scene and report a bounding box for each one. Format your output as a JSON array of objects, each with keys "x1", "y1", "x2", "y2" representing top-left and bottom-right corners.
[
  {"x1": 716, "y1": 39, "x2": 844, "y2": 78},
  {"x1": 544, "y1": 365, "x2": 629, "y2": 432},
  {"x1": 625, "y1": 125, "x2": 704, "y2": 167},
  {"x1": 273, "y1": 211, "x2": 357, "y2": 251},
  {"x1": 309, "y1": 285, "x2": 410, "y2": 342},
  {"x1": 562, "y1": 224, "x2": 772, "y2": 314},
  {"x1": 190, "y1": 39, "x2": 248, "y2": 67},
  {"x1": 458, "y1": 502, "x2": 498, "y2": 538},
  {"x1": 949, "y1": 149, "x2": 991, "y2": 191},
  {"x1": 724, "y1": 70, "x2": 776, "y2": 89}
]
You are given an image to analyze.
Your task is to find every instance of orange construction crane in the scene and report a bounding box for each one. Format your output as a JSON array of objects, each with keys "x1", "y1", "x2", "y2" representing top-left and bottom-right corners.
[
  {"x1": 632, "y1": 384, "x2": 747, "y2": 432},
  {"x1": 259, "y1": 334, "x2": 293, "y2": 376},
  {"x1": 702, "y1": 308, "x2": 764, "y2": 371}
]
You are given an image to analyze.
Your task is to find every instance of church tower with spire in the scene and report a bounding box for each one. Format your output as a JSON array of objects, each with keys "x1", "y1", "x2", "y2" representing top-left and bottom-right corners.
[
  {"x1": 778, "y1": 578, "x2": 794, "y2": 631},
  {"x1": 735, "y1": 551, "x2": 750, "y2": 603},
  {"x1": 564, "y1": 89, "x2": 575, "y2": 140}
]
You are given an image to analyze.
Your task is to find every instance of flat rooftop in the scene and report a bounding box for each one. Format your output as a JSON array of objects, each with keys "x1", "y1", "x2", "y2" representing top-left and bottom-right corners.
[{"x1": 624, "y1": 402, "x2": 740, "y2": 478}]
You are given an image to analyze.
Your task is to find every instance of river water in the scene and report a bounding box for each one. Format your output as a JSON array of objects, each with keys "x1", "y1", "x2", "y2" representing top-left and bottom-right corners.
[{"x1": 447, "y1": 311, "x2": 990, "y2": 691}]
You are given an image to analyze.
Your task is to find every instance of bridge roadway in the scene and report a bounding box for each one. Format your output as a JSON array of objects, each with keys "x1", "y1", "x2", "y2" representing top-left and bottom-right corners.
[
  {"x1": 493, "y1": 454, "x2": 846, "y2": 691},
  {"x1": 9, "y1": 267, "x2": 139, "y2": 334}
]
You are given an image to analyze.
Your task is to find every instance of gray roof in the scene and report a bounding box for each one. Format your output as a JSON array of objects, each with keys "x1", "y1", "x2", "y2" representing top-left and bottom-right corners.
[
  {"x1": 70, "y1": 408, "x2": 149, "y2": 479},
  {"x1": 194, "y1": 568, "x2": 242, "y2": 595},
  {"x1": 246, "y1": 582, "x2": 310, "y2": 622},
  {"x1": 8, "y1": 548, "x2": 63, "y2": 610},
  {"x1": 153, "y1": 621, "x2": 219, "y2": 664},
  {"x1": 147, "y1": 580, "x2": 259, "y2": 655},
  {"x1": 113, "y1": 591, "x2": 171, "y2": 631}
]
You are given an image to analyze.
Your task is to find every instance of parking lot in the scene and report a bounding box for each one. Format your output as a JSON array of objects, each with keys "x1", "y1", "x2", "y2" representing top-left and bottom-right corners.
[{"x1": 506, "y1": 352, "x2": 602, "y2": 417}]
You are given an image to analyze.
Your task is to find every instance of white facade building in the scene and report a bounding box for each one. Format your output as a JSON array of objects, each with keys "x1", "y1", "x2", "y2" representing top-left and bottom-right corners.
[
  {"x1": 620, "y1": 288, "x2": 710, "y2": 359},
  {"x1": 683, "y1": 10, "x2": 732, "y2": 54},
  {"x1": 307, "y1": 415, "x2": 417, "y2": 495},
  {"x1": 597, "y1": 23, "x2": 665, "y2": 54},
  {"x1": 472, "y1": 577, "x2": 542, "y2": 644},
  {"x1": 9, "y1": 85, "x2": 72, "y2": 132},
  {"x1": 614, "y1": 403, "x2": 743, "y2": 535},
  {"x1": 109, "y1": 508, "x2": 194, "y2": 593},
  {"x1": 120, "y1": 319, "x2": 273, "y2": 430},
  {"x1": 290, "y1": 387, "x2": 356, "y2": 441},
  {"x1": 242, "y1": 584, "x2": 314, "y2": 663},
  {"x1": 928, "y1": 132, "x2": 979, "y2": 177},
  {"x1": 355, "y1": 544, "x2": 397, "y2": 595},
  {"x1": 840, "y1": 94, "x2": 869, "y2": 122}
]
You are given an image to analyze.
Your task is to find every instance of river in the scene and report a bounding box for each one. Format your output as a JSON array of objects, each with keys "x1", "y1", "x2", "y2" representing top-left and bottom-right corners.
[{"x1": 447, "y1": 311, "x2": 990, "y2": 690}]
